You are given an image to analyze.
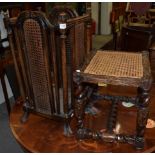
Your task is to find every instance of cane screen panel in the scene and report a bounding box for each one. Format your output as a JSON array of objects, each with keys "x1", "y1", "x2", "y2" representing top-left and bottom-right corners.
[
  {"x1": 75, "y1": 22, "x2": 85, "y2": 67},
  {"x1": 84, "y1": 51, "x2": 143, "y2": 78},
  {"x1": 23, "y1": 19, "x2": 52, "y2": 115}
]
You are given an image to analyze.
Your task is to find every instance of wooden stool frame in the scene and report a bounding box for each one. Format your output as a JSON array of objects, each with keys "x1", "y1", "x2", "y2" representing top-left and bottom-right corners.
[{"x1": 73, "y1": 51, "x2": 153, "y2": 149}]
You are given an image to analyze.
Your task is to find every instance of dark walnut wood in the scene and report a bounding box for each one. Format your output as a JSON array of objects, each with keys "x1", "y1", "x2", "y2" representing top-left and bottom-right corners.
[
  {"x1": 110, "y1": 3, "x2": 127, "y2": 50},
  {"x1": 149, "y1": 42, "x2": 155, "y2": 82},
  {"x1": 120, "y1": 25, "x2": 155, "y2": 52},
  {"x1": 6, "y1": 10, "x2": 92, "y2": 136},
  {"x1": 6, "y1": 11, "x2": 79, "y2": 136},
  {"x1": 10, "y1": 84, "x2": 155, "y2": 153},
  {"x1": 118, "y1": 24, "x2": 155, "y2": 82}
]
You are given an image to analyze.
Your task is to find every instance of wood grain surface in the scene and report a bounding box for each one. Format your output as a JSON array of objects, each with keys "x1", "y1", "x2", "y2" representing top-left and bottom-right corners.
[{"x1": 10, "y1": 84, "x2": 155, "y2": 153}]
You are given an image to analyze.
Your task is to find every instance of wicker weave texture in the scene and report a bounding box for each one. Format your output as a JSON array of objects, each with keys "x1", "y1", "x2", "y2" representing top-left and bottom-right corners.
[
  {"x1": 75, "y1": 22, "x2": 85, "y2": 67},
  {"x1": 23, "y1": 19, "x2": 52, "y2": 115},
  {"x1": 84, "y1": 51, "x2": 143, "y2": 78}
]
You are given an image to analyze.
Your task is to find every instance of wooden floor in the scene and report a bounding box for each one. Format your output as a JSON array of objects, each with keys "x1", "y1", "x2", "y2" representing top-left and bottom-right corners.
[{"x1": 10, "y1": 84, "x2": 155, "y2": 153}]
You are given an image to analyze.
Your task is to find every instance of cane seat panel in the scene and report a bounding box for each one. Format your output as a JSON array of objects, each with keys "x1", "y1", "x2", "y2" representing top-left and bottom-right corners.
[{"x1": 84, "y1": 51, "x2": 143, "y2": 79}]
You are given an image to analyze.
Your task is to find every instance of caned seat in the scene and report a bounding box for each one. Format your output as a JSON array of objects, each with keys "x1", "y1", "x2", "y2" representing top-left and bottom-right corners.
[
  {"x1": 84, "y1": 51, "x2": 143, "y2": 78},
  {"x1": 76, "y1": 50, "x2": 151, "y2": 87}
]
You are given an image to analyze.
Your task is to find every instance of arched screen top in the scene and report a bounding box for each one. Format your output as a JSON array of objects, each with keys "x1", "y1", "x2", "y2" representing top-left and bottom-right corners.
[{"x1": 16, "y1": 11, "x2": 53, "y2": 30}]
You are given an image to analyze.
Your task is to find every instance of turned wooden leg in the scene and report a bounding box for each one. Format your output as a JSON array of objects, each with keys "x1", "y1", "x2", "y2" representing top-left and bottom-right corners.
[
  {"x1": 135, "y1": 85, "x2": 151, "y2": 149},
  {"x1": 107, "y1": 100, "x2": 118, "y2": 133},
  {"x1": 21, "y1": 97, "x2": 32, "y2": 123},
  {"x1": 75, "y1": 84, "x2": 88, "y2": 139},
  {"x1": 64, "y1": 118, "x2": 73, "y2": 137},
  {"x1": 74, "y1": 72, "x2": 88, "y2": 139},
  {"x1": 85, "y1": 85, "x2": 99, "y2": 115},
  {"x1": 63, "y1": 109, "x2": 74, "y2": 137}
]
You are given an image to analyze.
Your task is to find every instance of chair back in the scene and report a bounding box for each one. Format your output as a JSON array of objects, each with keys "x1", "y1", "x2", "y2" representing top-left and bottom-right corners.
[{"x1": 121, "y1": 25, "x2": 155, "y2": 51}]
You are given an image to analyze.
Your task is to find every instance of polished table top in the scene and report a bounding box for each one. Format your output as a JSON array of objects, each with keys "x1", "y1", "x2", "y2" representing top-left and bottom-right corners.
[{"x1": 10, "y1": 85, "x2": 155, "y2": 153}]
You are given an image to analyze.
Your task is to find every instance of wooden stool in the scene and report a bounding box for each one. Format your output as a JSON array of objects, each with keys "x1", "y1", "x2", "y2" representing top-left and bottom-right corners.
[{"x1": 74, "y1": 50, "x2": 153, "y2": 149}]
